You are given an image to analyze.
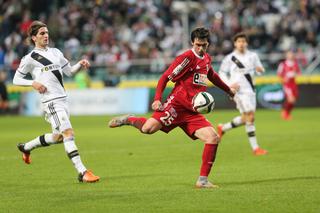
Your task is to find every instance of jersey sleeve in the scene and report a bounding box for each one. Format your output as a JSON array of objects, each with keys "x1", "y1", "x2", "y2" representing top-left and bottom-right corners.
[
  {"x1": 154, "y1": 72, "x2": 169, "y2": 102},
  {"x1": 55, "y1": 48, "x2": 72, "y2": 76},
  {"x1": 13, "y1": 56, "x2": 34, "y2": 86},
  {"x1": 277, "y1": 62, "x2": 284, "y2": 77},
  {"x1": 208, "y1": 67, "x2": 233, "y2": 97},
  {"x1": 166, "y1": 54, "x2": 192, "y2": 82},
  {"x1": 218, "y1": 56, "x2": 231, "y2": 85},
  {"x1": 253, "y1": 53, "x2": 264, "y2": 70}
]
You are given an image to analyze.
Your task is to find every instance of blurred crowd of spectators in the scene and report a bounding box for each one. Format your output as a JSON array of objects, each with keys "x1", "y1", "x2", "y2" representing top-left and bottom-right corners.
[{"x1": 1, "y1": 0, "x2": 320, "y2": 80}]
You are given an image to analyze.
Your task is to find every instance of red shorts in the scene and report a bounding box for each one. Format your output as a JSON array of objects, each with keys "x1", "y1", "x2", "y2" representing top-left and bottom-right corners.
[
  {"x1": 152, "y1": 94, "x2": 212, "y2": 140},
  {"x1": 283, "y1": 84, "x2": 298, "y2": 99}
]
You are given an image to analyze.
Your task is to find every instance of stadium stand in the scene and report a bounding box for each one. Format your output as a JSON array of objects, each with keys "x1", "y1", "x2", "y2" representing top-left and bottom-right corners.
[{"x1": 1, "y1": 0, "x2": 320, "y2": 84}]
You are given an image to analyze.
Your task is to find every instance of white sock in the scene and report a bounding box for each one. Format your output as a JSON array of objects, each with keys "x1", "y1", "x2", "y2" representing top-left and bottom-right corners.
[
  {"x1": 198, "y1": 176, "x2": 208, "y2": 182},
  {"x1": 222, "y1": 116, "x2": 244, "y2": 132},
  {"x1": 63, "y1": 137, "x2": 87, "y2": 174},
  {"x1": 24, "y1": 134, "x2": 59, "y2": 151},
  {"x1": 245, "y1": 123, "x2": 259, "y2": 150}
]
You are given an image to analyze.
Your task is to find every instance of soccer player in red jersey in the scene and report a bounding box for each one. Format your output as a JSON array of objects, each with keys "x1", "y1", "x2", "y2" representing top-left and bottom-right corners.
[
  {"x1": 109, "y1": 27, "x2": 236, "y2": 188},
  {"x1": 277, "y1": 50, "x2": 301, "y2": 120}
]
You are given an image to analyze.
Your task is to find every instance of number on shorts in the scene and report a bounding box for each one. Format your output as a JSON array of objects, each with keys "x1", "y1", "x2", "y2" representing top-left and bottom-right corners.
[{"x1": 160, "y1": 111, "x2": 175, "y2": 126}]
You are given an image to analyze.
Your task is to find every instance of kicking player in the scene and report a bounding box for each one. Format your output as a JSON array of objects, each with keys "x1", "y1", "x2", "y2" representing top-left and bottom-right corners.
[
  {"x1": 217, "y1": 32, "x2": 268, "y2": 156},
  {"x1": 277, "y1": 50, "x2": 301, "y2": 120},
  {"x1": 109, "y1": 27, "x2": 236, "y2": 188},
  {"x1": 13, "y1": 21, "x2": 99, "y2": 182}
]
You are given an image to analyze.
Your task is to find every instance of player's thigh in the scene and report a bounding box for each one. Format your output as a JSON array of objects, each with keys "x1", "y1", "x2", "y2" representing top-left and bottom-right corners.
[
  {"x1": 194, "y1": 126, "x2": 219, "y2": 144},
  {"x1": 179, "y1": 114, "x2": 215, "y2": 142},
  {"x1": 142, "y1": 118, "x2": 162, "y2": 133},
  {"x1": 235, "y1": 93, "x2": 256, "y2": 114},
  {"x1": 44, "y1": 101, "x2": 72, "y2": 134}
]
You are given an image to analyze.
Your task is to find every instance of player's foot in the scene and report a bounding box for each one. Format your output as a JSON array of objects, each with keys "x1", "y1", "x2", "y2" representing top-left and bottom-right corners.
[
  {"x1": 108, "y1": 114, "x2": 133, "y2": 128},
  {"x1": 17, "y1": 143, "x2": 31, "y2": 164},
  {"x1": 253, "y1": 147, "x2": 268, "y2": 156},
  {"x1": 195, "y1": 179, "x2": 219, "y2": 189},
  {"x1": 281, "y1": 110, "x2": 292, "y2": 120},
  {"x1": 217, "y1": 124, "x2": 224, "y2": 138},
  {"x1": 78, "y1": 170, "x2": 100, "y2": 183}
]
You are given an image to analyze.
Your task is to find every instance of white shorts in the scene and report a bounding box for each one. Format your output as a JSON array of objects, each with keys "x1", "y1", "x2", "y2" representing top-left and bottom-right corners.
[
  {"x1": 234, "y1": 93, "x2": 256, "y2": 113},
  {"x1": 42, "y1": 98, "x2": 72, "y2": 134}
]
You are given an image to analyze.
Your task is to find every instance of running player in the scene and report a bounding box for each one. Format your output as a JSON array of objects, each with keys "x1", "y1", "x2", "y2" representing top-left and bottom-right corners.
[
  {"x1": 109, "y1": 27, "x2": 236, "y2": 188},
  {"x1": 277, "y1": 50, "x2": 301, "y2": 120},
  {"x1": 13, "y1": 21, "x2": 99, "y2": 182},
  {"x1": 217, "y1": 32, "x2": 268, "y2": 156}
]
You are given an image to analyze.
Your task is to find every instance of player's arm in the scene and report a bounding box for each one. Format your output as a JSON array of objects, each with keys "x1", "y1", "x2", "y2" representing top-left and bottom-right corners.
[
  {"x1": 218, "y1": 56, "x2": 240, "y2": 91},
  {"x1": 208, "y1": 68, "x2": 235, "y2": 97},
  {"x1": 218, "y1": 57, "x2": 230, "y2": 84},
  {"x1": 153, "y1": 72, "x2": 170, "y2": 111},
  {"x1": 277, "y1": 62, "x2": 285, "y2": 83},
  {"x1": 254, "y1": 53, "x2": 265, "y2": 74},
  {"x1": 153, "y1": 55, "x2": 191, "y2": 111},
  {"x1": 61, "y1": 59, "x2": 90, "y2": 77},
  {"x1": 13, "y1": 57, "x2": 47, "y2": 94},
  {"x1": 56, "y1": 48, "x2": 90, "y2": 76}
]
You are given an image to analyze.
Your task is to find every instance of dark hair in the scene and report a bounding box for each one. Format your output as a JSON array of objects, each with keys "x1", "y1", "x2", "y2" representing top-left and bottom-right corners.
[
  {"x1": 28, "y1": 21, "x2": 47, "y2": 44},
  {"x1": 191, "y1": 27, "x2": 210, "y2": 44},
  {"x1": 232, "y1": 32, "x2": 248, "y2": 42}
]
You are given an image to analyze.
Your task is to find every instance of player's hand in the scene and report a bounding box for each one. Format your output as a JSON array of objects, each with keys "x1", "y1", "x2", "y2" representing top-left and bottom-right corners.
[
  {"x1": 230, "y1": 83, "x2": 240, "y2": 92},
  {"x1": 32, "y1": 81, "x2": 47, "y2": 94},
  {"x1": 256, "y1": 66, "x2": 265, "y2": 75},
  {"x1": 79, "y1": 59, "x2": 90, "y2": 69},
  {"x1": 152, "y1": 100, "x2": 163, "y2": 111}
]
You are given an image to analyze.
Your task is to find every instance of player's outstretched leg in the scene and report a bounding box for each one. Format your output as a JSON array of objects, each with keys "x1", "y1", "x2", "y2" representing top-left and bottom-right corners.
[
  {"x1": 17, "y1": 134, "x2": 63, "y2": 164},
  {"x1": 108, "y1": 114, "x2": 133, "y2": 128},
  {"x1": 217, "y1": 116, "x2": 244, "y2": 138},
  {"x1": 17, "y1": 143, "x2": 31, "y2": 164},
  {"x1": 109, "y1": 114, "x2": 148, "y2": 132}
]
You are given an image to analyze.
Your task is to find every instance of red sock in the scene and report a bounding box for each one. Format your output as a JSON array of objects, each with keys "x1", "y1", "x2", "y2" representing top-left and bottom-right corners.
[
  {"x1": 200, "y1": 143, "x2": 218, "y2": 177},
  {"x1": 127, "y1": 117, "x2": 147, "y2": 131},
  {"x1": 286, "y1": 103, "x2": 294, "y2": 114},
  {"x1": 284, "y1": 101, "x2": 294, "y2": 115}
]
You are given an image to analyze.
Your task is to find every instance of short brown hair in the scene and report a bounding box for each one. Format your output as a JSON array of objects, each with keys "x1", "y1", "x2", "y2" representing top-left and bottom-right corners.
[
  {"x1": 191, "y1": 27, "x2": 211, "y2": 44},
  {"x1": 232, "y1": 32, "x2": 248, "y2": 42},
  {"x1": 28, "y1": 21, "x2": 47, "y2": 44}
]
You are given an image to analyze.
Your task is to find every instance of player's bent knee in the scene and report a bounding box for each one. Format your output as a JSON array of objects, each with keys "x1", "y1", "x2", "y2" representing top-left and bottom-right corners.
[
  {"x1": 62, "y1": 128, "x2": 74, "y2": 138},
  {"x1": 248, "y1": 116, "x2": 255, "y2": 123},
  {"x1": 53, "y1": 134, "x2": 63, "y2": 143},
  {"x1": 207, "y1": 134, "x2": 220, "y2": 144},
  {"x1": 141, "y1": 125, "x2": 155, "y2": 134},
  {"x1": 141, "y1": 119, "x2": 161, "y2": 134}
]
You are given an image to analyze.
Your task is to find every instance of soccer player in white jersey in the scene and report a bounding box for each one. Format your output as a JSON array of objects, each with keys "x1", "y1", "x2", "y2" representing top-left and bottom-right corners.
[
  {"x1": 217, "y1": 32, "x2": 268, "y2": 156},
  {"x1": 13, "y1": 21, "x2": 100, "y2": 182}
]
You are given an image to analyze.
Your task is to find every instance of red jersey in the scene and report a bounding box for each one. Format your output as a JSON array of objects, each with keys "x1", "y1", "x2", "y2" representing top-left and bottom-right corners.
[
  {"x1": 154, "y1": 49, "x2": 231, "y2": 111},
  {"x1": 277, "y1": 59, "x2": 301, "y2": 86}
]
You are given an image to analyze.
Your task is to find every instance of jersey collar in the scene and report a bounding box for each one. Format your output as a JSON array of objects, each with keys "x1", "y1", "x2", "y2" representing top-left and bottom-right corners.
[
  {"x1": 234, "y1": 49, "x2": 247, "y2": 55},
  {"x1": 34, "y1": 47, "x2": 49, "y2": 51},
  {"x1": 191, "y1": 48, "x2": 204, "y2": 59}
]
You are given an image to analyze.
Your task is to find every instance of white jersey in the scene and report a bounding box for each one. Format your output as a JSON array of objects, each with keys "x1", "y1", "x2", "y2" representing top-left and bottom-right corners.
[
  {"x1": 219, "y1": 50, "x2": 263, "y2": 94},
  {"x1": 14, "y1": 47, "x2": 74, "y2": 103}
]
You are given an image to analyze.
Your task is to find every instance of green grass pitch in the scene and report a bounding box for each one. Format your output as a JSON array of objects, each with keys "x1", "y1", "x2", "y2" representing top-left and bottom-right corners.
[{"x1": 0, "y1": 108, "x2": 319, "y2": 213}]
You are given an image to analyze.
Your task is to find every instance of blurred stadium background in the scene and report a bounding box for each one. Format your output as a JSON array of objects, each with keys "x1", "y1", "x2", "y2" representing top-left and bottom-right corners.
[{"x1": 0, "y1": 0, "x2": 320, "y2": 115}]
